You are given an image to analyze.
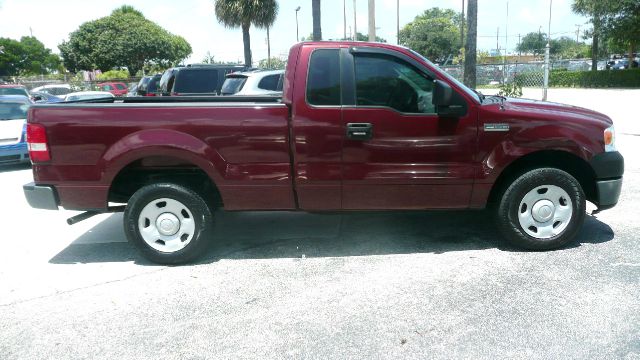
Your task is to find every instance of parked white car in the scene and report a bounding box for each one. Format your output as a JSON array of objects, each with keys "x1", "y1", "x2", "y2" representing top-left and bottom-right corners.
[
  {"x1": 30, "y1": 84, "x2": 73, "y2": 99},
  {"x1": 220, "y1": 69, "x2": 284, "y2": 96},
  {"x1": 64, "y1": 91, "x2": 114, "y2": 102}
]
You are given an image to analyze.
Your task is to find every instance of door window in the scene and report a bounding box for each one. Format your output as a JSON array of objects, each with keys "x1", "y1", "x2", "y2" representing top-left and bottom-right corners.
[
  {"x1": 354, "y1": 54, "x2": 435, "y2": 114},
  {"x1": 306, "y1": 49, "x2": 341, "y2": 106}
]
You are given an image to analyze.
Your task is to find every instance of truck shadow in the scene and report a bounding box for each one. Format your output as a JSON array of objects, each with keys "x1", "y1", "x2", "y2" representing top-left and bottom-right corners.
[
  {"x1": 49, "y1": 210, "x2": 615, "y2": 265},
  {"x1": 0, "y1": 163, "x2": 30, "y2": 173}
]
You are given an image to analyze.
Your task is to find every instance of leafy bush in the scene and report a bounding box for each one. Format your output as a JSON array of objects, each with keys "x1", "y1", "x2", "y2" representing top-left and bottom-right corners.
[
  {"x1": 550, "y1": 69, "x2": 640, "y2": 88},
  {"x1": 498, "y1": 82, "x2": 523, "y2": 97},
  {"x1": 97, "y1": 69, "x2": 130, "y2": 80}
]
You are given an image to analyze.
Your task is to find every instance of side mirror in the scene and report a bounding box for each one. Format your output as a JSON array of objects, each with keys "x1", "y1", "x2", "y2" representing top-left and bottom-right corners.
[
  {"x1": 432, "y1": 79, "x2": 466, "y2": 118},
  {"x1": 432, "y1": 80, "x2": 453, "y2": 106}
]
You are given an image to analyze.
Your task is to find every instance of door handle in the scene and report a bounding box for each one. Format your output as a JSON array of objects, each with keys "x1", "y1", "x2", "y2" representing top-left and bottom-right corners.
[{"x1": 346, "y1": 123, "x2": 373, "y2": 140}]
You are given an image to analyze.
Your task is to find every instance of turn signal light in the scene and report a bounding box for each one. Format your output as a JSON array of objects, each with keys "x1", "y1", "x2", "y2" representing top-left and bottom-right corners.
[
  {"x1": 26, "y1": 123, "x2": 51, "y2": 162},
  {"x1": 604, "y1": 126, "x2": 616, "y2": 152}
]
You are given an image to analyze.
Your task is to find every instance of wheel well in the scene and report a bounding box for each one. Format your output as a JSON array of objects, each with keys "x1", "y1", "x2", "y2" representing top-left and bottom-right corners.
[
  {"x1": 108, "y1": 156, "x2": 222, "y2": 207},
  {"x1": 487, "y1": 150, "x2": 597, "y2": 206}
]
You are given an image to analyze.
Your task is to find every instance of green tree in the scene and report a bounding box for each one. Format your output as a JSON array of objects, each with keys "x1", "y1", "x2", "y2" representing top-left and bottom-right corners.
[
  {"x1": 551, "y1": 36, "x2": 590, "y2": 59},
  {"x1": 517, "y1": 32, "x2": 548, "y2": 57},
  {"x1": 572, "y1": 0, "x2": 612, "y2": 70},
  {"x1": 399, "y1": 8, "x2": 464, "y2": 63},
  {"x1": 60, "y1": 5, "x2": 192, "y2": 76},
  {"x1": 258, "y1": 57, "x2": 286, "y2": 69},
  {"x1": 603, "y1": 0, "x2": 640, "y2": 67},
  {"x1": 464, "y1": 0, "x2": 477, "y2": 88},
  {"x1": 0, "y1": 36, "x2": 60, "y2": 76},
  {"x1": 214, "y1": 0, "x2": 279, "y2": 67},
  {"x1": 339, "y1": 32, "x2": 386, "y2": 42}
]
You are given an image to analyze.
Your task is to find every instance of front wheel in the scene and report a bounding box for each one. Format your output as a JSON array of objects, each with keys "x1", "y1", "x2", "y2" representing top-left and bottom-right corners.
[
  {"x1": 496, "y1": 168, "x2": 586, "y2": 250},
  {"x1": 124, "y1": 183, "x2": 213, "y2": 264}
]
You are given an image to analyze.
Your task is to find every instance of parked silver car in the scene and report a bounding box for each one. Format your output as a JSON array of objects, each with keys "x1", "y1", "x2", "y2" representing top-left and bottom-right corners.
[{"x1": 220, "y1": 69, "x2": 284, "y2": 96}]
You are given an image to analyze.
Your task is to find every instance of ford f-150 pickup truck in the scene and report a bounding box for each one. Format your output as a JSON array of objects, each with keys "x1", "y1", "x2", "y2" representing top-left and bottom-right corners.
[{"x1": 23, "y1": 42, "x2": 624, "y2": 264}]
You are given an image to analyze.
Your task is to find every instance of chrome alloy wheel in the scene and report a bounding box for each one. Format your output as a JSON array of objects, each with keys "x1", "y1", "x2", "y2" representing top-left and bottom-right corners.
[
  {"x1": 138, "y1": 198, "x2": 196, "y2": 253},
  {"x1": 518, "y1": 185, "x2": 573, "y2": 239}
]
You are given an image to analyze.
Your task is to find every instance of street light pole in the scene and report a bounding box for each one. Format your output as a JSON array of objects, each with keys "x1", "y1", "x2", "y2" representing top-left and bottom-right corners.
[{"x1": 295, "y1": 6, "x2": 301, "y2": 42}]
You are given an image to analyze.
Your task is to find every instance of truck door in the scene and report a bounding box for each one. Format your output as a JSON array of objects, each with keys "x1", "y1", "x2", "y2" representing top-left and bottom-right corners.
[
  {"x1": 290, "y1": 46, "x2": 344, "y2": 210},
  {"x1": 340, "y1": 47, "x2": 478, "y2": 209}
]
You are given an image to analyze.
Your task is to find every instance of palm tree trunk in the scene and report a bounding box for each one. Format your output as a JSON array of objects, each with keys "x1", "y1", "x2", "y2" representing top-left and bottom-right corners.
[
  {"x1": 242, "y1": 23, "x2": 252, "y2": 67},
  {"x1": 312, "y1": 0, "x2": 322, "y2": 41},
  {"x1": 464, "y1": 0, "x2": 477, "y2": 88}
]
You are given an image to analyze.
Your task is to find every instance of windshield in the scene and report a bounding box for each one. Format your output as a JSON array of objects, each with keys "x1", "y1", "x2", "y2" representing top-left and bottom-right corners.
[
  {"x1": 0, "y1": 88, "x2": 29, "y2": 97},
  {"x1": 0, "y1": 102, "x2": 29, "y2": 120},
  {"x1": 221, "y1": 77, "x2": 247, "y2": 95},
  {"x1": 408, "y1": 49, "x2": 481, "y2": 103},
  {"x1": 147, "y1": 76, "x2": 161, "y2": 93}
]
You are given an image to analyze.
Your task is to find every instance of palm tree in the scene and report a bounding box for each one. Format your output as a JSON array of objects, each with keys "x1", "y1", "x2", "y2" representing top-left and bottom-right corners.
[
  {"x1": 312, "y1": 0, "x2": 322, "y2": 41},
  {"x1": 464, "y1": 0, "x2": 477, "y2": 88},
  {"x1": 214, "y1": 0, "x2": 279, "y2": 67}
]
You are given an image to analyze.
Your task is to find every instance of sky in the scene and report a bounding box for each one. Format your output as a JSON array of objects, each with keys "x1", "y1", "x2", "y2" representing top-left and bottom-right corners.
[{"x1": 0, "y1": 0, "x2": 589, "y2": 65}]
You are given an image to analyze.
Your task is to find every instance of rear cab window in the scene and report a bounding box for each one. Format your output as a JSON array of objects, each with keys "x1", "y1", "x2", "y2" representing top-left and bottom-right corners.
[{"x1": 306, "y1": 49, "x2": 341, "y2": 106}]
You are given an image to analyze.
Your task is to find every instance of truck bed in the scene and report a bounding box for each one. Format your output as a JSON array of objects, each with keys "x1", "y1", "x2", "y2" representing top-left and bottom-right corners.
[{"x1": 28, "y1": 98, "x2": 295, "y2": 211}]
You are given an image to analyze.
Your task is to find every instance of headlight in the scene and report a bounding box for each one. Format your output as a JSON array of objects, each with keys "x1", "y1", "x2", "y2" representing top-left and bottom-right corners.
[{"x1": 604, "y1": 125, "x2": 616, "y2": 152}]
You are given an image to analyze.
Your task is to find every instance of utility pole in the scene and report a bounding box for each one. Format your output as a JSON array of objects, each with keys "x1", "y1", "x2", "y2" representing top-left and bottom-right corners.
[
  {"x1": 496, "y1": 27, "x2": 500, "y2": 56},
  {"x1": 575, "y1": 24, "x2": 581, "y2": 42},
  {"x1": 368, "y1": 0, "x2": 376, "y2": 42},
  {"x1": 353, "y1": 0, "x2": 357, "y2": 41},
  {"x1": 543, "y1": 0, "x2": 552, "y2": 101}
]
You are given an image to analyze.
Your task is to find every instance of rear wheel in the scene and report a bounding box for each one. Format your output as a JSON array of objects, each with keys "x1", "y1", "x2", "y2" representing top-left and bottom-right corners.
[
  {"x1": 496, "y1": 168, "x2": 585, "y2": 250},
  {"x1": 124, "y1": 183, "x2": 213, "y2": 264}
]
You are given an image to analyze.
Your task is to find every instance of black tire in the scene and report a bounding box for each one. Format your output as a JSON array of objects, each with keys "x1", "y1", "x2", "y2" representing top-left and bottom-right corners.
[
  {"x1": 496, "y1": 168, "x2": 586, "y2": 250},
  {"x1": 124, "y1": 183, "x2": 213, "y2": 264}
]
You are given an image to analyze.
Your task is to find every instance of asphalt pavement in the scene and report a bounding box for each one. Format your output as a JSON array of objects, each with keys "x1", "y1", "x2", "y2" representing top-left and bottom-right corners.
[{"x1": 0, "y1": 90, "x2": 638, "y2": 359}]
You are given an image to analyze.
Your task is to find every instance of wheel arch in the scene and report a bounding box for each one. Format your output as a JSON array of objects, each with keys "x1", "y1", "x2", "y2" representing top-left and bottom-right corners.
[{"x1": 486, "y1": 149, "x2": 597, "y2": 206}]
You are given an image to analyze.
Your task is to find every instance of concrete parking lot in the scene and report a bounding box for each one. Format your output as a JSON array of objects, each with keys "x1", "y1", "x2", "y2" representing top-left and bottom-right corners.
[{"x1": 1, "y1": 89, "x2": 639, "y2": 359}]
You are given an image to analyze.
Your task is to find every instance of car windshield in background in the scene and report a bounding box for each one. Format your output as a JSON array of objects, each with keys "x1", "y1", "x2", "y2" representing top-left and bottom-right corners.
[
  {"x1": 45, "y1": 87, "x2": 72, "y2": 96},
  {"x1": 0, "y1": 102, "x2": 29, "y2": 120},
  {"x1": 175, "y1": 70, "x2": 218, "y2": 93},
  {"x1": 0, "y1": 88, "x2": 29, "y2": 96},
  {"x1": 147, "y1": 76, "x2": 161, "y2": 93},
  {"x1": 66, "y1": 94, "x2": 112, "y2": 101},
  {"x1": 221, "y1": 77, "x2": 247, "y2": 95}
]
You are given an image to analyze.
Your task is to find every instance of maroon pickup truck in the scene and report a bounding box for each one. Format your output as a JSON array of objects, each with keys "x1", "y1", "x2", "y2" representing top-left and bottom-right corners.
[{"x1": 23, "y1": 42, "x2": 624, "y2": 264}]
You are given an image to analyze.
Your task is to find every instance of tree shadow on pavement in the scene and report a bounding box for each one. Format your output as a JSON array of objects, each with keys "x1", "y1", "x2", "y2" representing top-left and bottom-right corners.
[{"x1": 49, "y1": 210, "x2": 615, "y2": 265}]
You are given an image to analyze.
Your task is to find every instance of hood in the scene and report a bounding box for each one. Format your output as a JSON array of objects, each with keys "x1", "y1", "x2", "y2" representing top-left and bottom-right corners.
[
  {"x1": 501, "y1": 97, "x2": 613, "y2": 128},
  {"x1": 0, "y1": 119, "x2": 26, "y2": 146}
]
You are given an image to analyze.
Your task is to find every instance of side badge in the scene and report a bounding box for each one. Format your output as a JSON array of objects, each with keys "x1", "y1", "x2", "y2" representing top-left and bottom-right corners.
[{"x1": 484, "y1": 123, "x2": 510, "y2": 132}]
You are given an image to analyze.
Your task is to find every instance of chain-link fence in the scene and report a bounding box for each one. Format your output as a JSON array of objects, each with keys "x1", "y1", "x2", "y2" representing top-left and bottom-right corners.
[
  {"x1": 442, "y1": 59, "x2": 594, "y2": 88},
  {"x1": 2, "y1": 74, "x2": 142, "y2": 92}
]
